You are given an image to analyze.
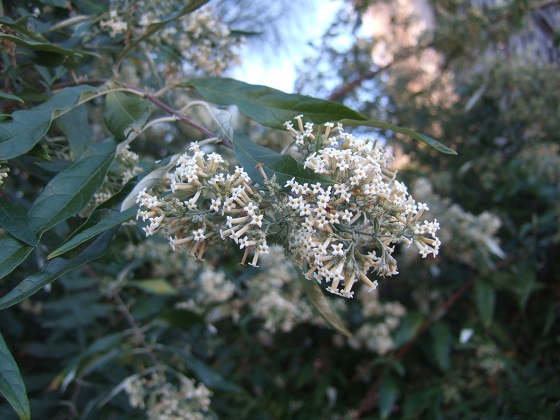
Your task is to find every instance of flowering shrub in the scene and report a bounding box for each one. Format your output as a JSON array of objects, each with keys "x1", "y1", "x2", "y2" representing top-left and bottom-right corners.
[
  {"x1": 137, "y1": 116, "x2": 441, "y2": 299},
  {"x1": 0, "y1": 2, "x2": 464, "y2": 419}
]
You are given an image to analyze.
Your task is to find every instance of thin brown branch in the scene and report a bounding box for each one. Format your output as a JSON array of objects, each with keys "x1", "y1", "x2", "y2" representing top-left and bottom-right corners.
[
  {"x1": 353, "y1": 258, "x2": 517, "y2": 418},
  {"x1": 328, "y1": 63, "x2": 392, "y2": 102}
]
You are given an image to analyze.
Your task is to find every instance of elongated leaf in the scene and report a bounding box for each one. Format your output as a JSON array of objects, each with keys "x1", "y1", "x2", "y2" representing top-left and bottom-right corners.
[
  {"x1": 431, "y1": 322, "x2": 452, "y2": 371},
  {"x1": 187, "y1": 77, "x2": 366, "y2": 130},
  {"x1": 0, "y1": 91, "x2": 24, "y2": 103},
  {"x1": 0, "y1": 333, "x2": 30, "y2": 420},
  {"x1": 128, "y1": 279, "x2": 179, "y2": 296},
  {"x1": 57, "y1": 105, "x2": 93, "y2": 156},
  {"x1": 47, "y1": 206, "x2": 136, "y2": 259},
  {"x1": 168, "y1": 346, "x2": 242, "y2": 392},
  {"x1": 0, "y1": 85, "x2": 96, "y2": 160},
  {"x1": 475, "y1": 278, "x2": 495, "y2": 327},
  {"x1": 120, "y1": 154, "x2": 180, "y2": 211},
  {"x1": 0, "y1": 229, "x2": 117, "y2": 310},
  {"x1": 50, "y1": 332, "x2": 125, "y2": 392},
  {"x1": 0, "y1": 200, "x2": 38, "y2": 246},
  {"x1": 0, "y1": 33, "x2": 86, "y2": 67},
  {"x1": 298, "y1": 269, "x2": 352, "y2": 337},
  {"x1": 393, "y1": 312, "x2": 424, "y2": 348},
  {"x1": 103, "y1": 92, "x2": 151, "y2": 140},
  {"x1": 187, "y1": 78, "x2": 456, "y2": 154},
  {"x1": 233, "y1": 131, "x2": 333, "y2": 187},
  {"x1": 379, "y1": 374, "x2": 399, "y2": 419},
  {"x1": 341, "y1": 118, "x2": 456, "y2": 155},
  {"x1": 28, "y1": 138, "x2": 116, "y2": 235},
  {"x1": 116, "y1": 0, "x2": 208, "y2": 65},
  {"x1": 0, "y1": 236, "x2": 34, "y2": 281}
]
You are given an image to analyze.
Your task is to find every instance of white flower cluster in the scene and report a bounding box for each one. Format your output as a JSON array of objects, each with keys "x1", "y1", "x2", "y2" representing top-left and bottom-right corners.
[
  {"x1": 124, "y1": 372, "x2": 211, "y2": 420},
  {"x1": 137, "y1": 117, "x2": 441, "y2": 298},
  {"x1": 136, "y1": 142, "x2": 270, "y2": 266},
  {"x1": 283, "y1": 116, "x2": 440, "y2": 297},
  {"x1": 345, "y1": 288, "x2": 406, "y2": 355},
  {"x1": 100, "y1": 10, "x2": 128, "y2": 37},
  {"x1": 412, "y1": 178, "x2": 503, "y2": 269},
  {"x1": 246, "y1": 246, "x2": 323, "y2": 333},
  {"x1": 0, "y1": 163, "x2": 9, "y2": 187},
  {"x1": 132, "y1": 4, "x2": 241, "y2": 76}
]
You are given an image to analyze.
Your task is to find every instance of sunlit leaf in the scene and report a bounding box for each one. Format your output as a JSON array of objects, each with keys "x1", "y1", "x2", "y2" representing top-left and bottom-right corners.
[
  {"x1": 0, "y1": 85, "x2": 96, "y2": 160},
  {"x1": 103, "y1": 92, "x2": 151, "y2": 140},
  {"x1": 0, "y1": 333, "x2": 30, "y2": 420},
  {"x1": 298, "y1": 269, "x2": 352, "y2": 337},
  {"x1": 27, "y1": 137, "x2": 116, "y2": 235},
  {"x1": 0, "y1": 200, "x2": 38, "y2": 246},
  {"x1": 0, "y1": 229, "x2": 117, "y2": 310},
  {"x1": 233, "y1": 131, "x2": 333, "y2": 187}
]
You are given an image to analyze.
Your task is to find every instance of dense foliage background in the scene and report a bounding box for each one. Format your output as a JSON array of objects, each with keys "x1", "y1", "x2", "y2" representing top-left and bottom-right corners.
[{"x1": 1, "y1": 0, "x2": 559, "y2": 418}]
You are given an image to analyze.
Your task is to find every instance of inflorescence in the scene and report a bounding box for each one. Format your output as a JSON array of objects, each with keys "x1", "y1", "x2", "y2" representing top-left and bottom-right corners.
[{"x1": 137, "y1": 116, "x2": 440, "y2": 298}]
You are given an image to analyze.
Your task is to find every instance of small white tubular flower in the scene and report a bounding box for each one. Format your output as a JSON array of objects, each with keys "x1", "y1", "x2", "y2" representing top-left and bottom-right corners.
[
  {"x1": 0, "y1": 163, "x2": 10, "y2": 187},
  {"x1": 283, "y1": 116, "x2": 441, "y2": 298}
]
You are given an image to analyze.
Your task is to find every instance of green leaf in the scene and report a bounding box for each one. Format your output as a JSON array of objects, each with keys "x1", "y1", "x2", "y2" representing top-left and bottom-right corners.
[
  {"x1": 128, "y1": 279, "x2": 179, "y2": 296},
  {"x1": 50, "y1": 332, "x2": 124, "y2": 392},
  {"x1": 39, "y1": 0, "x2": 70, "y2": 7},
  {"x1": 0, "y1": 200, "x2": 38, "y2": 246},
  {"x1": 298, "y1": 269, "x2": 352, "y2": 337},
  {"x1": 393, "y1": 312, "x2": 424, "y2": 348},
  {"x1": 168, "y1": 346, "x2": 242, "y2": 393},
  {"x1": 187, "y1": 77, "x2": 366, "y2": 130},
  {"x1": 115, "y1": 0, "x2": 209, "y2": 65},
  {"x1": 431, "y1": 322, "x2": 452, "y2": 371},
  {"x1": 47, "y1": 206, "x2": 136, "y2": 259},
  {"x1": 474, "y1": 278, "x2": 495, "y2": 327},
  {"x1": 0, "y1": 229, "x2": 117, "y2": 310},
  {"x1": 103, "y1": 92, "x2": 151, "y2": 140},
  {"x1": 56, "y1": 104, "x2": 93, "y2": 157},
  {"x1": 0, "y1": 33, "x2": 86, "y2": 68},
  {"x1": 0, "y1": 85, "x2": 96, "y2": 160},
  {"x1": 340, "y1": 118, "x2": 457, "y2": 155},
  {"x1": 28, "y1": 138, "x2": 116, "y2": 235},
  {"x1": 120, "y1": 154, "x2": 180, "y2": 211},
  {"x1": 0, "y1": 236, "x2": 34, "y2": 281},
  {"x1": 0, "y1": 91, "x2": 24, "y2": 103},
  {"x1": 0, "y1": 333, "x2": 30, "y2": 420},
  {"x1": 379, "y1": 373, "x2": 399, "y2": 419},
  {"x1": 233, "y1": 131, "x2": 334, "y2": 187},
  {"x1": 187, "y1": 78, "x2": 455, "y2": 154}
]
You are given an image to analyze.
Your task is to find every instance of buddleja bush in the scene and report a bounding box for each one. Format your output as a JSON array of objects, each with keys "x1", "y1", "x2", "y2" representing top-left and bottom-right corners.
[{"x1": 0, "y1": 1, "x2": 456, "y2": 419}]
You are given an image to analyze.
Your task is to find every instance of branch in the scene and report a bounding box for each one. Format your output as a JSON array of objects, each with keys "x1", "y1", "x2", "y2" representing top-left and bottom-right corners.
[
  {"x1": 353, "y1": 257, "x2": 517, "y2": 418},
  {"x1": 328, "y1": 63, "x2": 392, "y2": 102}
]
